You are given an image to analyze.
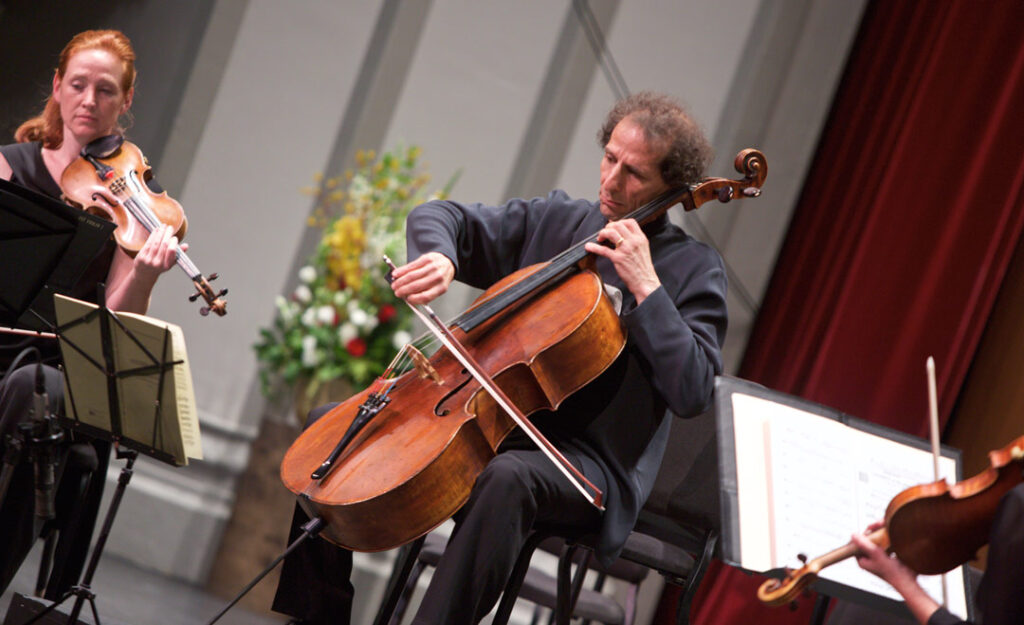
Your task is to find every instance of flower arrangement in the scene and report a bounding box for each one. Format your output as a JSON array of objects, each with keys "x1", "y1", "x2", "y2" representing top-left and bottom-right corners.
[{"x1": 254, "y1": 146, "x2": 454, "y2": 400}]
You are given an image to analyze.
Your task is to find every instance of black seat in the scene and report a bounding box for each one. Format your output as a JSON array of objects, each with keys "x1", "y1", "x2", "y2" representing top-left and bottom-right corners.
[
  {"x1": 386, "y1": 531, "x2": 649, "y2": 625},
  {"x1": 518, "y1": 403, "x2": 721, "y2": 625}
]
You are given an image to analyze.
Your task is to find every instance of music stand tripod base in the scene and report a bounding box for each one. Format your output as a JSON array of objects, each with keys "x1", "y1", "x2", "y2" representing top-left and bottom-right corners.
[{"x1": 16, "y1": 447, "x2": 137, "y2": 625}]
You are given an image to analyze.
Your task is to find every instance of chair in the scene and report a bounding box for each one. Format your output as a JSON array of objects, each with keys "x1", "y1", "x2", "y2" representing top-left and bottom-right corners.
[
  {"x1": 506, "y1": 404, "x2": 721, "y2": 625},
  {"x1": 386, "y1": 530, "x2": 650, "y2": 625},
  {"x1": 373, "y1": 401, "x2": 720, "y2": 625}
]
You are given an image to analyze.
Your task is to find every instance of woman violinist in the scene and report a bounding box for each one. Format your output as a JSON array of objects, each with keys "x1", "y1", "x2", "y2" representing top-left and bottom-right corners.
[
  {"x1": 0, "y1": 29, "x2": 181, "y2": 596},
  {"x1": 853, "y1": 482, "x2": 1024, "y2": 625}
]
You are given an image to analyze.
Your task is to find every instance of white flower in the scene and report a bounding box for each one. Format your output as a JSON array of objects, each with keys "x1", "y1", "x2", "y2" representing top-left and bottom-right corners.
[
  {"x1": 348, "y1": 175, "x2": 371, "y2": 204},
  {"x1": 275, "y1": 296, "x2": 295, "y2": 323},
  {"x1": 363, "y1": 315, "x2": 379, "y2": 332},
  {"x1": 294, "y1": 284, "x2": 312, "y2": 304},
  {"x1": 338, "y1": 323, "x2": 358, "y2": 344},
  {"x1": 301, "y1": 335, "x2": 320, "y2": 367},
  {"x1": 301, "y1": 307, "x2": 317, "y2": 328},
  {"x1": 316, "y1": 305, "x2": 336, "y2": 325},
  {"x1": 333, "y1": 291, "x2": 348, "y2": 307},
  {"x1": 392, "y1": 330, "x2": 412, "y2": 351},
  {"x1": 349, "y1": 307, "x2": 369, "y2": 327},
  {"x1": 298, "y1": 265, "x2": 317, "y2": 284}
]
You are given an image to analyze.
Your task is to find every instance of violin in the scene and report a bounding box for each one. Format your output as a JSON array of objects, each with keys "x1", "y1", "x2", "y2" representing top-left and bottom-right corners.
[
  {"x1": 757, "y1": 434, "x2": 1024, "y2": 606},
  {"x1": 280, "y1": 150, "x2": 767, "y2": 552},
  {"x1": 59, "y1": 134, "x2": 228, "y2": 316}
]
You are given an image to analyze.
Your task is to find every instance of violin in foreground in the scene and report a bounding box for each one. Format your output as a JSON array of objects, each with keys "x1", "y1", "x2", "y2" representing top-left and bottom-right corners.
[
  {"x1": 60, "y1": 134, "x2": 228, "y2": 317},
  {"x1": 757, "y1": 434, "x2": 1024, "y2": 606}
]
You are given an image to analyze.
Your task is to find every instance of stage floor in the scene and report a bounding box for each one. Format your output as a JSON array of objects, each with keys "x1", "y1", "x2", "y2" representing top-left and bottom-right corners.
[{"x1": 1, "y1": 546, "x2": 286, "y2": 625}]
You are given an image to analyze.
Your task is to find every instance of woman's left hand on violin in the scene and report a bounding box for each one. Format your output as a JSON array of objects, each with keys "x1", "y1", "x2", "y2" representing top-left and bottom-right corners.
[
  {"x1": 131, "y1": 224, "x2": 188, "y2": 284},
  {"x1": 853, "y1": 522, "x2": 917, "y2": 588},
  {"x1": 584, "y1": 218, "x2": 661, "y2": 304}
]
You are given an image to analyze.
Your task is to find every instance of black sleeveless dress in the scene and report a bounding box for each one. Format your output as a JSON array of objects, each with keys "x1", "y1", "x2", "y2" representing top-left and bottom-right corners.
[{"x1": 0, "y1": 141, "x2": 116, "y2": 598}]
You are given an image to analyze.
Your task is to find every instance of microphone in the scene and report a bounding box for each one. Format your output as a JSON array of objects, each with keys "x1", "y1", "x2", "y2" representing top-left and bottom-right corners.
[{"x1": 32, "y1": 363, "x2": 57, "y2": 521}]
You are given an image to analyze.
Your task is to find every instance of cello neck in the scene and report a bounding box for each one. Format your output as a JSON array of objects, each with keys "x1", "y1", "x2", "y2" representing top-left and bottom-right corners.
[{"x1": 455, "y1": 186, "x2": 691, "y2": 334}]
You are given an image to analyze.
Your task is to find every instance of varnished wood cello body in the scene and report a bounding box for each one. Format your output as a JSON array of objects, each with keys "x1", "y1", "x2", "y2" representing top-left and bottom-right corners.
[{"x1": 281, "y1": 150, "x2": 767, "y2": 552}]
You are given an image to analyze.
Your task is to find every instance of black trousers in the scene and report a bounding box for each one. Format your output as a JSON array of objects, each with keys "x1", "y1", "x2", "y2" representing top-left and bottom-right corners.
[
  {"x1": 272, "y1": 403, "x2": 355, "y2": 625},
  {"x1": 411, "y1": 445, "x2": 605, "y2": 625},
  {"x1": 272, "y1": 402, "x2": 605, "y2": 625},
  {"x1": 0, "y1": 364, "x2": 105, "y2": 598}
]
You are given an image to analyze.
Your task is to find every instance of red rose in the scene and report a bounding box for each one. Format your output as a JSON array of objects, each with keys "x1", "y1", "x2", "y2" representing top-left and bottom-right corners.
[
  {"x1": 378, "y1": 304, "x2": 397, "y2": 323},
  {"x1": 346, "y1": 337, "x2": 367, "y2": 357}
]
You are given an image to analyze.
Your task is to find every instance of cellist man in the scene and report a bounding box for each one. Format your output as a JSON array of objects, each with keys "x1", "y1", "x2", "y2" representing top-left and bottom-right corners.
[{"x1": 273, "y1": 91, "x2": 728, "y2": 625}]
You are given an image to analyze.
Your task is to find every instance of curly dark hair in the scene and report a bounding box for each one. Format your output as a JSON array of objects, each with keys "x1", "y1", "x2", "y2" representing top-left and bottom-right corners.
[{"x1": 597, "y1": 92, "x2": 712, "y2": 188}]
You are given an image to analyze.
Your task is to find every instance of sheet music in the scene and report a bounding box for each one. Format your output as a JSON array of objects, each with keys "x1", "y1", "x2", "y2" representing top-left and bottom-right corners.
[
  {"x1": 732, "y1": 393, "x2": 967, "y2": 618},
  {"x1": 169, "y1": 323, "x2": 201, "y2": 459},
  {"x1": 55, "y1": 294, "x2": 202, "y2": 465}
]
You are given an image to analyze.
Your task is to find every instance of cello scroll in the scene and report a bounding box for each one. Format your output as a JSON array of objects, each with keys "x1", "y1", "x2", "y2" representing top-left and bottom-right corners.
[{"x1": 683, "y1": 148, "x2": 766, "y2": 210}]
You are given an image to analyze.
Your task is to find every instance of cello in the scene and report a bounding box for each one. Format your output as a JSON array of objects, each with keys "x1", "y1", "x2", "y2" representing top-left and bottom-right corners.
[
  {"x1": 281, "y1": 149, "x2": 767, "y2": 552},
  {"x1": 757, "y1": 434, "x2": 1024, "y2": 606}
]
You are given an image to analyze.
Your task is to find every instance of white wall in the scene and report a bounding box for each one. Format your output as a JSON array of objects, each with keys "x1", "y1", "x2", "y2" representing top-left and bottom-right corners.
[{"x1": 99, "y1": 2, "x2": 866, "y2": 623}]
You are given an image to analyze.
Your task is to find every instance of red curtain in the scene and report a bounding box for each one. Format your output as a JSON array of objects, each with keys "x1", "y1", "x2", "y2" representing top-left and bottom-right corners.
[{"x1": 657, "y1": 0, "x2": 1024, "y2": 622}]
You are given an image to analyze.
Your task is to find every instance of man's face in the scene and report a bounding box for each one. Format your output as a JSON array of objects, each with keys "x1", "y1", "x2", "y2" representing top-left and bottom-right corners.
[{"x1": 598, "y1": 116, "x2": 669, "y2": 220}]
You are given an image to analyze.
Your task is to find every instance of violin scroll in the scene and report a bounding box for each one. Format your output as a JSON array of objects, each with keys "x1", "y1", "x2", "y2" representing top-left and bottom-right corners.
[
  {"x1": 187, "y1": 273, "x2": 228, "y2": 317},
  {"x1": 757, "y1": 527, "x2": 890, "y2": 606}
]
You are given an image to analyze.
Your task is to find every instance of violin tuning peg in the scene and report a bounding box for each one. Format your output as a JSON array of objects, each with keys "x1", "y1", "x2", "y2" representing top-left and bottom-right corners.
[
  {"x1": 218, "y1": 289, "x2": 228, "y2": 297},
  {"x1": 209, "y1": 273, "x2": 218, "y2": 281},
  {"x1": 717, "y1": 186, "x2": 734, "y2": 203},
  {"x1": 797, "y1": 553, "x2": 808, "y2": 564},
  {"x1": 743, "y1": 186, "x2": 761, "y2": 197},
  {"x1": 199, "y1": 306, "x2": 210, "y2": 316},
  {"x1": 188, "y1": 292, "x2": 200, "y2": 302}
]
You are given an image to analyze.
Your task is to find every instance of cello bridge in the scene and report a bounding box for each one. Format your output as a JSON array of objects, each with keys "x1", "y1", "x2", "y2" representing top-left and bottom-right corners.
[{"x1": 407, "y1": 345, "x2": 443, "y2": 384}]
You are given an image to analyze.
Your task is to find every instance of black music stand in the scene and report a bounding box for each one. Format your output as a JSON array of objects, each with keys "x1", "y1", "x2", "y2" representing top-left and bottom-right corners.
[
  {"x1": 0, "y1": 178, "x2": 114, "y2": 331},
  {"x1": 10, "y1": 290, "x2": 187, "y2": 625},
  {"x1": 0, "y1": 178, "x2": 118, "y2": 620}
]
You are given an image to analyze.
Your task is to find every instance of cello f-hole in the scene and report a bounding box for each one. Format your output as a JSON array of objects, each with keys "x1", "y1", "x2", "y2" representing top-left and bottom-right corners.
[{"x1": 435, "y1": 374, "x2": 473, "y2": 417}]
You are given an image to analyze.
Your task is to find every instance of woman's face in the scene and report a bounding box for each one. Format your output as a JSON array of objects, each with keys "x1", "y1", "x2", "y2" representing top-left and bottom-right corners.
[{"x1": 52, "y1": 48, "x2": 132, "y2": 144}]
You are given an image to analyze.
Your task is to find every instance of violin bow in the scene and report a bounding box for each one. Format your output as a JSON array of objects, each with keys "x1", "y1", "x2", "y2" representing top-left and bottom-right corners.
[{"x1": 925, "y1": 356, "x2": 949, "y2": 607}]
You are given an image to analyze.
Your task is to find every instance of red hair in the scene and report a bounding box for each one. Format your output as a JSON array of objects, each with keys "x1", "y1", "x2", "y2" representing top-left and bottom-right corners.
[{"x1": 15, "y1": 29, "x2": 136, "y2": 148}]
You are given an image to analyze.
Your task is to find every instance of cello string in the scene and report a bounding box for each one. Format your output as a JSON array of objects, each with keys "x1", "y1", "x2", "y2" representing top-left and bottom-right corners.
[{"x1": 384, "y1": 256, "x2": 603, "y2": 510}]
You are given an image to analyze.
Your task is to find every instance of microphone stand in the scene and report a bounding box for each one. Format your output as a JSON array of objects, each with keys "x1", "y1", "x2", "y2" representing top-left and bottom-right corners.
[
  {"x1": 204, "y1": 517, "x2": 325, "y2": 625},
  {"x1": 28, "y1": 363, "x2": 63, "y2": 531},
  {"x1": 20, "y1": 445, "x2": 138, "y2": 625}
]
